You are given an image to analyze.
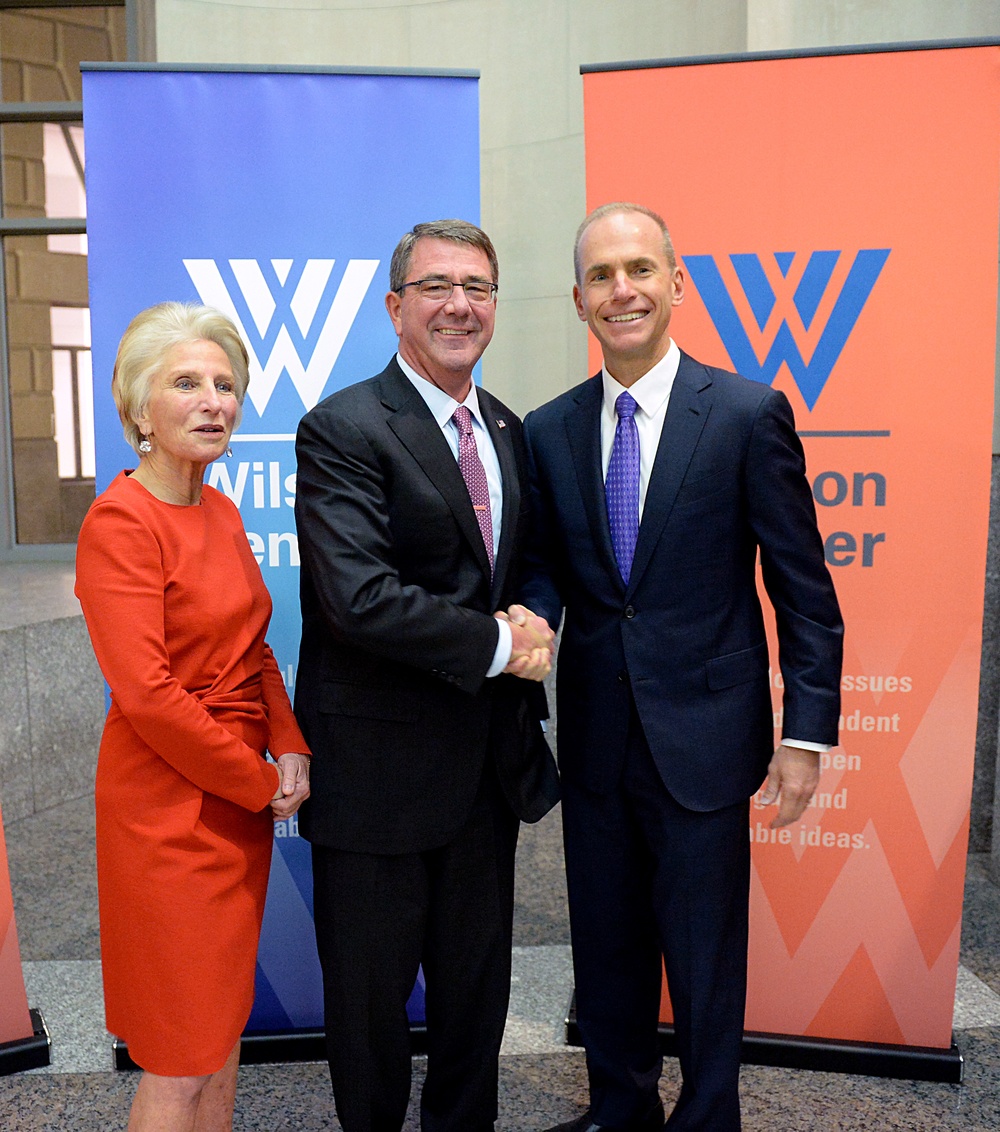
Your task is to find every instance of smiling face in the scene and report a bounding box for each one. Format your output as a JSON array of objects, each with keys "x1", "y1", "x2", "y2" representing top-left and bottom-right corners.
[
  {"x1": 573, "y1": 209, "x2": 685, "y2": 386},
  {"x1": 385, "y1": 235, "x2": 497, "y2": 400},
  {"x1": 136, "y1": 339, "x2": 239, "y2": 472}
]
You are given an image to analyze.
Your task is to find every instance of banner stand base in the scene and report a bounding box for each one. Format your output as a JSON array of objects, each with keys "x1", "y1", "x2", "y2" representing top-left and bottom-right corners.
[
  {"x1": 565, "y1": 994, "x2": 963, "y2": 1084},
  {"x1": 113, "y1": 1023, "x2": 431, "y2": 1071},
  {"x1": 0, "y1": 1009, "x2": 51, "y2": 1075}
]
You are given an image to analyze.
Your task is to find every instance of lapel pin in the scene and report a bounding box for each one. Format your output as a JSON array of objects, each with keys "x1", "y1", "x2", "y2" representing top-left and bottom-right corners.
[{"x1": 496, "y1": 418, "x2": 506, "y2": 429}]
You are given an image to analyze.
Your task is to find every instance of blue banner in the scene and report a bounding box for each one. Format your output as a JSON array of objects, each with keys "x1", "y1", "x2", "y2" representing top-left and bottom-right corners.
[{"x1": 82, "y1": 65, "x2": 480, "y2": 1033}]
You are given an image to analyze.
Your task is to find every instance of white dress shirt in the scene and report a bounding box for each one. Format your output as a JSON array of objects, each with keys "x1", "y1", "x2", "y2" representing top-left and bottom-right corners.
[
  {"x1": 397, "y1": 353, "x2": 511, "y2": 676},
  {"x1": 600, "y1": 341, "x2": 825, "y2": 753}
]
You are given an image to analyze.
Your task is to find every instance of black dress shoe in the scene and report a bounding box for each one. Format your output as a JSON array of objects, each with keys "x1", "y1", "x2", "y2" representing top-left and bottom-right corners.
[{"x1": 542, "y1": 1101, "x2": 665, "y2": 1132}]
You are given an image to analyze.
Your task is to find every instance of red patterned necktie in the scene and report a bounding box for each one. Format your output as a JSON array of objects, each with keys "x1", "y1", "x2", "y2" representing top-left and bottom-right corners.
[{"x1": 453, "y1": 405, "x2": 494, "y2": 574}]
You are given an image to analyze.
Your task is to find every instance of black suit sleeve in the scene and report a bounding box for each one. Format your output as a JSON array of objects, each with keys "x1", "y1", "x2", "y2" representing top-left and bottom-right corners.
[{"x1": 295, "y1": 401, "x2": 500, "y2": 694}]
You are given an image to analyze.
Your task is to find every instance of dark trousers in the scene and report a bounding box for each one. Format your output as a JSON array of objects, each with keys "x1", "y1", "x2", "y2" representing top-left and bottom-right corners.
[
  {"x1": 562, "y1": 709, "x2": 751, "y2": 1132},
  {"x1": 311, "y1": 770, "x2": 520, "y2": 1132}
]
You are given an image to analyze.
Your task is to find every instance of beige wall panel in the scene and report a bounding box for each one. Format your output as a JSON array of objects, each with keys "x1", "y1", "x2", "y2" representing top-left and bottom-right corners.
[
  {"x1": 2, "y1": 158, "x2": 25, "y2": 206},
  {"x1": 568, "y1": 0, "x2": 748, "y2": 132},
  {"x1": 12, "y1": 440, "x2": 59, "y2": 543},
  {"x1": 407, "y1": 0, "x2": 573, "y2": 149},
  {"x1": 14, "y1": 251, "x2": 88, "y2": 304},
  {"x1": 484, "y1": 293, "x2": 585, "y2": 419},
  {"x1": 749, "y1": 0, "x2": 1000, "y2": 50},
  {"x1": 1, "y1": 61, "x2": 24, "y2": 100},
  {"x1": 30, "y1": 349, "x2": 52, "y2": 395},
  {"x1": 20, "y1": 63, "x2": 66, "y2": 102},
  {"x1": 156, "y1": 2, "x2": 410, "y2": 64},
  {"x1": 8, "y1": 350, "x2": 32, "y2": 397},
  {"x1": 7, "y1": 301, "x2": 51, "y2": 347},
  {"x1": 59, "y1": 24, "x2": 114, "y2": 89},
  {"x1": 485, "y1": 135, "x2": 583, "y2": 301},
  {"x1": 0, "y1": 13, "x2": 57, "y2": 67},
  {"x1": 10, "y1": 393, "x2": 53, "y2": 441}
]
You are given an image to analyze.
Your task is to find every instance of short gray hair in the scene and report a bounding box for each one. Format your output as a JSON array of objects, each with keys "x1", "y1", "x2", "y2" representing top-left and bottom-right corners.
[
  {"x1": 112, "y1": 302, "x2": 250, "y2": 454},
  {"x1": 389, "y1": 219, "x2": 499, "y2": 293},
  {"x1": 574, "y1": 202, "x2": 677, "y2": 282}
]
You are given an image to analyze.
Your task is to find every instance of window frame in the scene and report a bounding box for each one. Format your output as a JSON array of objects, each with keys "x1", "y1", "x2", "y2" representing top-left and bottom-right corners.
[{"x1": 0, "y1": 0, "x2": 136, "y2": 561}]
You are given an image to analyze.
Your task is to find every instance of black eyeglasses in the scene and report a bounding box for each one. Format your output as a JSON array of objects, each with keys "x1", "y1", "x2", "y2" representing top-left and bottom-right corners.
[{"x1": 396, "y1": 278, "x2": 498, "y2": 304}]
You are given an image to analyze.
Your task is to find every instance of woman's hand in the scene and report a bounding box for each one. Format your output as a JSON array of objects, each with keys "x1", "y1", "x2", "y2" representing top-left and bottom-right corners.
[{"x1": 270, "y1": 752, "x2": 311, "y2": 820}]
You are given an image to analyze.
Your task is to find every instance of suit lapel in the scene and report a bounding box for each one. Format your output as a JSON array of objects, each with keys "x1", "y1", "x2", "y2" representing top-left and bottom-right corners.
[
  {"x1": 481, "y1": 393, "x2": 518, "y2": 605},
  {"x1": 627, "y1": 353, "x2": 713, "y2": 594},
  {"x1": 381, "y1": 362, "x2": 493, "y2": 580},
  {"x1": 565, "y1": 375, "x2": 621, "y2": 587}
]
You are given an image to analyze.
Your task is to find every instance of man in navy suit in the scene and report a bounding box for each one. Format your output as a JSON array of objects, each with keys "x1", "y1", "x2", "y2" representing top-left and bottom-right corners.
[{"x1": 521, "y1": 204, "x2": 843, "y2": 1132}]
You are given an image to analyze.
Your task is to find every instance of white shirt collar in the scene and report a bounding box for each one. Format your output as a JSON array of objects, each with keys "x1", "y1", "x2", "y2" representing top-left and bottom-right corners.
[
  {"x1": 601, "y1": 339, "x2": 681, "y2": 418},
  {"x1": 396, "y1": 352, "x2": 486, "y2": 430}
]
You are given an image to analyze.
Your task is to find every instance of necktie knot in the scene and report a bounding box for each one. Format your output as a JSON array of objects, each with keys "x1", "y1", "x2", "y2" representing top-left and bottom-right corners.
[
  {"x1": 615, "y1": 391, "x2": 638, "y2": 422},
  {"x1": 453, "y1": 405, "x2": 474, "y2": 436}
]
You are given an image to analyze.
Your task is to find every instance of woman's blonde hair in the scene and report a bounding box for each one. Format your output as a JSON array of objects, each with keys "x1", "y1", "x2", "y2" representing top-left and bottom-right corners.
[{"x1": 112, "y1": 302, "x2": 250, "y2": 453}]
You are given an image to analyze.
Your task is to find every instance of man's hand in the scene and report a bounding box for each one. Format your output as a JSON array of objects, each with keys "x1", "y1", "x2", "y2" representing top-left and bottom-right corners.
[
  {"x1": 495, "y1": 605, "x2": 555, "y2": 681},
  {"x1": 271, "y1": 751, "x2": 311, "y2": 821},
  {"x1": 757, "y1": 744, "x2": 820, "y2": 829}
]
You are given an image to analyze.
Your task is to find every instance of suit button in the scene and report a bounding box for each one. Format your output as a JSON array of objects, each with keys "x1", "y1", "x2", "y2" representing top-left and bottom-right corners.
[
  {"x1": 624, "y1": 605, "x2": 635, "y2": 619},
  {"x1": 617, "y1": 671, "x2": 627, "y2": 683}
]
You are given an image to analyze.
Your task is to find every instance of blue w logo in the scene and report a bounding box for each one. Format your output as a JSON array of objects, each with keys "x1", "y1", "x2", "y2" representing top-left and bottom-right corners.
[{"x1": 683, "y1": 250, "x2": 890, "y2": 410}]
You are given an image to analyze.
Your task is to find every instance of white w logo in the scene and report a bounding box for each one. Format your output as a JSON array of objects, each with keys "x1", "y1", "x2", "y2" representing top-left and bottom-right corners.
[{"x1": 184, "y1": 258, "x2": 380, "y2": 416}]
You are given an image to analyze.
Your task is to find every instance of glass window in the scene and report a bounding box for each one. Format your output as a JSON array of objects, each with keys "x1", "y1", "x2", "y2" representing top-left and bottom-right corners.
[
  {"x1": 1, "y1": 4, "x2": 125, "y2": 550},
  {"x1": 4, "y1": 234, "x2": 92, "y2": 543},
  {"x1": 51, "y1": 304, "x2": 93, "y2": 479},
  {"x1": 44, "y1": 123, "x2": 87, "y2": 254}
]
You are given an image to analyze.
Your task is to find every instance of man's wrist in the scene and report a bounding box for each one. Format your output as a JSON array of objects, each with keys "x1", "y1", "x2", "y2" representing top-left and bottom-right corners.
[{"x1": 486, "y1": 617, "x2": 513, "y2": 678}]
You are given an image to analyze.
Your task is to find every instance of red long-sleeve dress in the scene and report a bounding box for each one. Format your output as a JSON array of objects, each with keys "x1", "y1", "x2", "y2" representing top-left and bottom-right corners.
[{"x1": 75, "y1": 471, "x2": 309, "y2": 1075}]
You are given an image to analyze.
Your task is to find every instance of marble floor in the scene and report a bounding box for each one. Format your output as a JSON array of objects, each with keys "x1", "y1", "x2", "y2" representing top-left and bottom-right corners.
[{"x1": 1, "y1": 795, "x2": 999, "y2": 1130}]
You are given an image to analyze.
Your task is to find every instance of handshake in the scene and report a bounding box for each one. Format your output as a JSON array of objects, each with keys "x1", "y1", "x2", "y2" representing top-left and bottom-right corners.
[{"x1": 494, "y1": 604, "x2": 556, "y2": 682}]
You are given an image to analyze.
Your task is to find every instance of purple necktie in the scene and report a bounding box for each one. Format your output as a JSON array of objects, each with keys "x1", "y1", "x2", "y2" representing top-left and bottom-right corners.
[
  {"x1": 605, "y1": 390, "x2": 640, "y2": 584},
  {"x1": 453, "y1": 405, "x2": 494, "y2": 574}
]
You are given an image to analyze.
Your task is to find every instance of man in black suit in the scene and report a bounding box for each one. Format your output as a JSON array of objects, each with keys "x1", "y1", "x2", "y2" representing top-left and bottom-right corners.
[
  {"x1": 294, "y1": 219, "x2": 559, "y2": 1132},
  {"x1": 521, "y1": 204, "x2": 843, "y2": 1132}
]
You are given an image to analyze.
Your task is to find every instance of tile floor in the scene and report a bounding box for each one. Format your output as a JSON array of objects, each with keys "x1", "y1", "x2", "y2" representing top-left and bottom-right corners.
[{"x1": 2, "y1": 796, "x2": 999, "y2": 1130}]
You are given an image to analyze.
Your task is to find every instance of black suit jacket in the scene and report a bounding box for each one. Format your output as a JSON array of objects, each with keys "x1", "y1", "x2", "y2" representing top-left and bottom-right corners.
[
  {"x1": 520, "y1": 352, "x2": 843, "y2": 811},
  {"x1": 294, "y1": 358, "x2": 558, "y2": 855}
]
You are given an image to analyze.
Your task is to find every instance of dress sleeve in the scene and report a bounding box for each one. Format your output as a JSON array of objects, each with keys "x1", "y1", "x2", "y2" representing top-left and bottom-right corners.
[
  {"x1": 260, "y1": 644, "x2": 310, "y2": 758},
  {"x1": 75, "y1": 498, "x2": 280, "y2": 811}
]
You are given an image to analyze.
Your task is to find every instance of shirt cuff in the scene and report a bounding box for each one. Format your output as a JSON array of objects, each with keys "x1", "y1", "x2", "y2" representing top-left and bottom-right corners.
[
  {"x1": 486, "y1": 618, "x2": 513, "y2": 678},
  {"x1": 781, "y1": 737, "x2": 831, "y2": 752}
]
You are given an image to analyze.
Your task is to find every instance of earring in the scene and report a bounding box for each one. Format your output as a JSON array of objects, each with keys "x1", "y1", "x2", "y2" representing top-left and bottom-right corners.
[
  {"x1": 226, "y1": 445, "x2": 234, "y2": 458},
  {"x1": 138, "y1": 435, "x2": 152, "y2": 454}
]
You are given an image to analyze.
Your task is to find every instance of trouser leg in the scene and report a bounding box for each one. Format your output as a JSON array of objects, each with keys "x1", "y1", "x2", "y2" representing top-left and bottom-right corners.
[
  {"x1": 624, "y1": 727, "x2": 750, "y2": 1132},
  {"x1": 311, "y1": 843, "x2": 426, "y2": 1132},
  {"x1": 561, "y1": 772, "x2": 664, "y2": 1127},
  {"x1": 420, "y1": 772, "x2": 520, "y2": 1132}
]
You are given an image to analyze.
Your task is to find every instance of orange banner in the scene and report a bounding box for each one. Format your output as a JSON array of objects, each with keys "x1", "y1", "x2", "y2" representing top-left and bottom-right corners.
[
  {"x1": 582, "y1": 43, "x2": 1000, "y2": 1049},
  {"x1": 0, "y1": 804, "x2": 33, "y2": 1046}
]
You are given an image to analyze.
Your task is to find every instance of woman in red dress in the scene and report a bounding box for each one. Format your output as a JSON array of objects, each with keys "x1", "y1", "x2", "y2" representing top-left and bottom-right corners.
[{"x1": 75, "y1": 303, "x2": 310, "y2": 1131}]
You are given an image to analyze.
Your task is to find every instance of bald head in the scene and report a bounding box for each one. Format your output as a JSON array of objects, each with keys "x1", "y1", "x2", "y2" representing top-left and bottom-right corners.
[{"x1": 574, "y1": 202, "x2": 676, "y2": 284}]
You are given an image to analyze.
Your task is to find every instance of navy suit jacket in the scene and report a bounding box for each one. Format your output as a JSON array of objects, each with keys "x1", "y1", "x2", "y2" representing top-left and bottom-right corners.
[{"x1": 520, "y1": 351, "x2": 843, "y2": 811}]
